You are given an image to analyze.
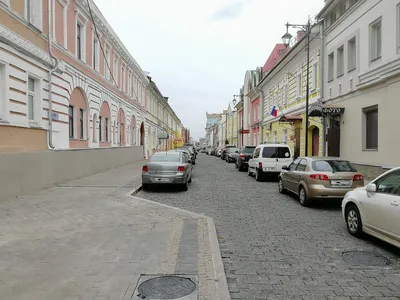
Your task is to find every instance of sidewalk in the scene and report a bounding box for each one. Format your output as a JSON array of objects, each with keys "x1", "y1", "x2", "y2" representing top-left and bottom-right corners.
[{"x1": 0, "y1": 161, "x2": 230, "y2": 300}]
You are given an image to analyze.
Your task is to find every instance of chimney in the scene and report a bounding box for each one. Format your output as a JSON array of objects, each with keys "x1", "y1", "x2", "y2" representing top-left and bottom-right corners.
[{"x1": 297, "y1": 30, "x2": 305, "y2": 41}]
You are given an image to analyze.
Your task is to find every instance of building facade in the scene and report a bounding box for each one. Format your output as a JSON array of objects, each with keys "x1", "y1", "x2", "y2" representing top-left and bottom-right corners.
[
  {"x1": 318, "y1": 0, "x2": 400, "y2": 172},
  {"x1": 0, "y1": 0, "x2": 184, "y2": 157}
]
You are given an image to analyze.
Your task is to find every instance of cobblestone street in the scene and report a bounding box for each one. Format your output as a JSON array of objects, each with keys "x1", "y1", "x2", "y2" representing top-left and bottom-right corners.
[{"x1": 138, "y1": 154, "x2": 400, "y2": 300}]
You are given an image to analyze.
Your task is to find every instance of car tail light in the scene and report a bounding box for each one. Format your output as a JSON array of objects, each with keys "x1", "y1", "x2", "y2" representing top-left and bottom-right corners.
[
  {"x1": 142, "y1": 166, "x2": 148, "y2": 172},
  {"x1": 177, "y1": 166, "x2": 185, "y2": 172},
  {"x1": 353, "y1": 174, "x2": 364, "y2": 181},
  {"x1": 239, "y1": 153, "x2": 245, "y2": 159},
  {"x1": 258, "y1": 162, "x2": 263, "y2": 169},
  {"x1": 310, "y1": 174, "x2": 329, "y2": 181}
]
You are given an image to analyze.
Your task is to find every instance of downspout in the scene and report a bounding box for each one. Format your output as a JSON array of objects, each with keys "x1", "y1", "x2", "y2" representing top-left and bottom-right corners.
[
  {"x1": 319, "y1": 20, "x2": 326, "y2": 156},
  {"x1": 255, "y1": 87, "x2": 264, "y2": 145},
  {"x1": 47, "y1": 0, "x2": 59, "y2": 149}
]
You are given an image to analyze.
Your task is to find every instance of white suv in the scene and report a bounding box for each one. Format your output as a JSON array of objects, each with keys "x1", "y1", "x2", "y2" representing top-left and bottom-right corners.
[{"x1": 248, "y1": 143, "x2": 292, "y2": 181}]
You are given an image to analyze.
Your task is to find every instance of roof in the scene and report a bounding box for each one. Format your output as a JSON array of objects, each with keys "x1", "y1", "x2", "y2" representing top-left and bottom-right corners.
[
  {"x1": 262, "y1": 44, "x2": 288, "y2": 73},
  {"x1": 317, "y1": 0, "x2": 335, "y2": 18}
]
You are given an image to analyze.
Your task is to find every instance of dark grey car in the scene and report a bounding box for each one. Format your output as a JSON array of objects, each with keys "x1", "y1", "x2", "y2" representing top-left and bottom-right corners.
[
  {"x1": 142, "y1": 151, "x2": 192, "y2": 191},
  {"x1": 226, "y1": 147, "x2": 239, "y2": 163}
]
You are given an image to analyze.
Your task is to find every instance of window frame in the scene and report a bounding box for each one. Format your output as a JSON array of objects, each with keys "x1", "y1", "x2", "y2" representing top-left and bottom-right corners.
[
  {"x1": 25, "y1": 0, "x2": 43, "y2": 31},
  {"x1": 79, "y1": 108, "x2": 84, "y2": 140},
  {"x1": 27, "y1": 76, "x2": 35, "y2": 121},
  {"x1": 92, "y1": 36, "x2": 100, "y2": 72},
  {"x1": 0, "y1": 61, "x2": 8, "y2": 121},
  {"x1": 296, "y1": 68, "x2": 302, "y2": 98},
  {"x1": 369, "y1": 17, "x2": 382, "y2": 62},
  {"x1": 295, "y1": 159, "x2": 308, "y2": 171},
  {"x1": 312, "y1": 62, "x2": 318, "y2": 90},
  {"x1": 362, "y1": 105, "x2": 378, "y2": 151},
  {"x1": 347, "y1": 37, "x2": 357, "y2": 72},
  {"x1": 337, "y1": 45, "x2": 344, "y2": 77},
  {"x1": 26, "y1": 74, "x2": 41, "y2": 126},
  {"x1": 328, "y1": 52, "x2": 335, "y2": 82},
  {"x1": 76, "y1": 23, "x2": 83, "y2": 60},
  {"x1": 374, "y1": 170, "x2": 400, "y2": 196},
  {"x1": 105, "y1": 117, "x2": 110, "y2": 142},
  {"x1": 69, "y1": 105, "x2": 74, "y2": 139}
]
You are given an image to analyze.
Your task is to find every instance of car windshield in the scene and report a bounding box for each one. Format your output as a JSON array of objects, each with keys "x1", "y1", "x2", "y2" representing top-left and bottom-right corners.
[
  {"x1": 244, "y1": 147, "x2": 256, "y2": 153},
  {"x1": 312, "y1": 160, "x2": 357, "y2": 172},
  {"x1": 150, "y1": 153, "x2": 180, "y2": 162},
  {"x1": 262, "y1": 147, "x2": 291, "y2": 158},
  {"x1": 228, "y1": 148, "x2": 239, "y2": 153}
]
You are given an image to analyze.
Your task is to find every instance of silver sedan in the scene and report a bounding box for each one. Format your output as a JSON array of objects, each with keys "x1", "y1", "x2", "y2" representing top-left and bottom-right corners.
[{"x1": 142, "y1": 151, "x2": 193, "y2": 191}]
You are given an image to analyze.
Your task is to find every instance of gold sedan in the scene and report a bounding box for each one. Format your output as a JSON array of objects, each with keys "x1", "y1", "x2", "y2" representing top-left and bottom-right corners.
[{"x1": 278, "y1": 157, "x2": 365, "y2": 206}]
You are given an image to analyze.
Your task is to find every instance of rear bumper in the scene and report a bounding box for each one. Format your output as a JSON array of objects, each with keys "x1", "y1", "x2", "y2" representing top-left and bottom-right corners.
[
  {"x1": 307, "y1": 183, "x2": 364, "y2": 199},
  {"x1": 142, "y1": 174, "x2": 186, "y2": 185}
]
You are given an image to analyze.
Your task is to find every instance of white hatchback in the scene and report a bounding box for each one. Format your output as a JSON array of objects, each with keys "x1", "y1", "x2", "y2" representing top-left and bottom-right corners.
[
  {"x1": 248, "y1": 143, "x2": 292, "y2": 181},
  {"x1": 342, "y1": 167, "x2": 400, "y2": 248}
]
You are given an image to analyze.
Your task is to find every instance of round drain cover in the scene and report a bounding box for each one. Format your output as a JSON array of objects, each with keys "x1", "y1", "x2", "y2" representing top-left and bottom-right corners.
[
  {"x1": 342, "y1": 251, "x2": 390, "y2": 266},
  {"x1": 138, "y1": 276, "x2": 196, "y2": 299}
]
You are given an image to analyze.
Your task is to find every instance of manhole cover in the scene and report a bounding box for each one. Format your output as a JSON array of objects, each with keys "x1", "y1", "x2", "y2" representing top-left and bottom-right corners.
[
  {"x1": 342, "y1": 251, "x2": 391, "y2": 266},
  {"x1": 137, "y1": 276, "x2": 196, "y2": 299}
]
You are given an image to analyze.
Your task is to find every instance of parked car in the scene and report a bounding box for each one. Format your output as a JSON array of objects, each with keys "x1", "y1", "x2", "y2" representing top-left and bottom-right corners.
[
  {"x1": 342, "y1": 167, "x2": 400, "y2": 248},
  {"x1": 221, "y1": 145, "x2": 236, "y2": 160},
  {"x1": 225, "y1": 147, "x2": 239, "y2": 163},
  {"x1": 142, "y1": 151, "x2": 193, "y2": 191},
  {"x1": 169, "y1": 148, "x2": 194, "y2": 165},
  {"x1": 216, "y1": 149, "x2": 222, "y2": 157},
  {"x1": 279, "y1": 157, "x2": 365, "y2": 206},
  {"x1": 235, "y1": 146, "x2": 256, "y2": 171},
  {"x1": 184, "y1": 144, "x2": 197, "y2": 157},
  {"x1": 248, "y1": 143, "x2": 292, "y2": 181},
  {"x1": 182, "y1": 146, "x2": 196, "y2": 162}
]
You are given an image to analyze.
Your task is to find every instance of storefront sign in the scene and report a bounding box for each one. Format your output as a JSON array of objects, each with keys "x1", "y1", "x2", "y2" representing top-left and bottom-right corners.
[
  {"x1": 322, "y1": 107, "x2": 345, "y2": 115},
  {"x1": 240, "y1": 129, "x2": 250, "y2": 134}
]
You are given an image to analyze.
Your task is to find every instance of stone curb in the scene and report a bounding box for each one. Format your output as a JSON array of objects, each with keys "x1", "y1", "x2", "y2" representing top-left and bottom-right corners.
[{"x1": 126, "y1": 186, "x2": 231, "y2": 300}]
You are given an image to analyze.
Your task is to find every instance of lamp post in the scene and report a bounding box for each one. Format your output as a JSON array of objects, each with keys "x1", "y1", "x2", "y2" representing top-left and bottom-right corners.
[
  {"x1": 222, "y1": 98, "x2": 237, "y2": 145},
  {"x1": 233, "y1": 93, "x2": 243, "y2": 147},
  {"x1": 282, "y1": 18, "x2": 311, "y2": 156}
]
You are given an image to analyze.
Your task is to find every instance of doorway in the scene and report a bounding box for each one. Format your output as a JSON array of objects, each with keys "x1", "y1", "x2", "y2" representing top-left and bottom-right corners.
[
  {"x1": 312, "y1": 127, "x2": 320, "y2": 156},
  {"x1": 327, "y1": 117, "x2": 341, "y2": 157},
  {"x1": 294, "y1": 128, "x2": 300, "y2": 158},
  {"x1": 140, "y1": 122, "x2": 145, "y2": 146}
]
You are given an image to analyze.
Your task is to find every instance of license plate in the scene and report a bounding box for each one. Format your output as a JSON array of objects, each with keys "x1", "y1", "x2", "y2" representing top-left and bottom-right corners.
[
  {"x1": 263, "y1": 167, "x2": 276, "y2": 171},
  {"x1": 155, "y1": 178, "x2": 169, "y2": 183},
  {"x1": 330, "y1": 180, "x2": 351, "y2": 187}
]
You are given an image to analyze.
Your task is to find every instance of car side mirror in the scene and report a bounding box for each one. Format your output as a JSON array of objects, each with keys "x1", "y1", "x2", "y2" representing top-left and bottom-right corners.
[
  {"x1": 366, "y1": 183, "x2": 376, "y2": 193},
  {"x1": 235, "y1": 150, "x2": 239, "y2": 153}
]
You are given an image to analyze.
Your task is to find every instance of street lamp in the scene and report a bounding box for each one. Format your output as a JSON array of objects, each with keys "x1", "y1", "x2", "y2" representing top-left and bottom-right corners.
[
  {"x1": 282, "y1": 19, "x2": 311, "y2": 156},
  {"x1": 233, "y1": 93, "x2": 244, "y2": 147}
]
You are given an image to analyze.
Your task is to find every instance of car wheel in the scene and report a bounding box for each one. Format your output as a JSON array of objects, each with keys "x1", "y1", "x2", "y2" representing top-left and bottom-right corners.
[
  {"x1": 247, "y1": 167, "x2": 252, "y2": 176},
  {"x1": 255, "y1": 169, "x2": 263, "y2": 182},
  {"x1": 181, "y1": 179, "x2": 189, "y2": 191},
  {"x1": 299, "y1": 186, "x2": 311, "y2": 207},
  {"x1": 188, "y1": 176, "x2": 192, "y2": 183},
  {"x1": 346, "y1": 205, "x2": 363, "y2": 237},
  {"x1": 278, "y1": 178, "x2": 286, "y2": 194}
]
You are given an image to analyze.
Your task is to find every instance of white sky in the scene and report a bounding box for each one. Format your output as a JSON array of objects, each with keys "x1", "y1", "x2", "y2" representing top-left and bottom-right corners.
[{"x1": 94, "y1": 0, "x2": 325, "y2": 140}]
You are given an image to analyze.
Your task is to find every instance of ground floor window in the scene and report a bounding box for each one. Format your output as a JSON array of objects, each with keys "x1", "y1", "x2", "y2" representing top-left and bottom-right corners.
[
  {"x1": 79, "y1": 108, "x2": 84, "y2": 139},
  {"x1": 105, "y1": 118, "x2": 109, "y2": 142},
  {"x1": 363, "y1": 105, "x2": 378, "y2": 150},
  {"x1": 69, "y1": 105, "x2": 74, "y2": 138}
]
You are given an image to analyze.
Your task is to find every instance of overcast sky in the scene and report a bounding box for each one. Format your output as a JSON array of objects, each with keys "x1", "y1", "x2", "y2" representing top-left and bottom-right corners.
[{"x1": 94, "y1": 0, "x2": 324, "y2": 140}]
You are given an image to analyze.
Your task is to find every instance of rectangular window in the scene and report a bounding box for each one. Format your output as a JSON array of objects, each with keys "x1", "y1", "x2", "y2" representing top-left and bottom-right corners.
[
  {"x1": 26, "y1": 0, "x2": 43, "y2": 30},
  {"x1": 79, "y1": 108, "x2": 84, "y2": 139},
  {"x1": 105, "y1": 117, "x2": 109, "y2": 142},
  {"x1": 273, "y1": 131, "x2": 277, "y2": 143},
  {"x1": 105, "y1": 47, "x2": 110, "y2": 80},
  {"x1": 337, "y1": 46, "x2": 344, "y2": 77},
  {"x1": 69, "y1": 105, "x2": 74, "y2": 138},
  {"x1": 328, "y1": 52, "x2": 334, "y2": 81},
  {"x1": 282, "y1": 129, "x2": 287, "y2": 144},
  {"x1": 77, "y1": 23, "x2": 82, "y2": 60},
  {"x1": 128, "y1": 73, "x2": 131, "y2": 96},
  {"x1": 348, "y1": 37, "x2": 356, "y2": 71},
  {"x1": 122, "y1": 67, "x2": 125, "y2": 92},
  {"x1": 113, "y1": 56, "x2": 118, "y2": 84},
  {"x1": 363, "y1": 106, "x2": 378, "y2": 150},
  {"x1": 93, "y1": 38, "x2": 99, "y2": 71},
  {"x1": 99, "y1": 116, "x2": 103, "y2": 142},
  {"x1": 370, "y1": 18, "x2": 382, "y2": 61},
  {"x1": 312, "y1": 63, "x2": 318, "y2": 90},
  {"x1": 27, "y1": 77, "x2": 35, "y2": 120},
  {"x1": 297, "y1": 71, "x2": 302, "y2": 97},
  {"x1": 0, "y1": 63, "x2": 6, "y2": 119}
]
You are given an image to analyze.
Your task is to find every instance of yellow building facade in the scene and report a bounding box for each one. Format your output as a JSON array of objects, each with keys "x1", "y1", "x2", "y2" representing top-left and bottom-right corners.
[{"x1": 260, "y1": 27, "x2": 324, "y2": 158}]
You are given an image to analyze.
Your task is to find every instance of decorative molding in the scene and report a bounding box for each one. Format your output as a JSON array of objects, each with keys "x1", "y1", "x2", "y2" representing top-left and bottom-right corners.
[
  {"x1": 57, "y1": 0, "x2": 69, "y2": 7},
  {"x1": 75, "y1": 5, "x2": 88, "y2": 24},
  {"x1": 0, "y1": 24, "x2": 58, "y2": 69},
  {"x1": 357, "y1": 56, "x2": 400, "y2": 89}
]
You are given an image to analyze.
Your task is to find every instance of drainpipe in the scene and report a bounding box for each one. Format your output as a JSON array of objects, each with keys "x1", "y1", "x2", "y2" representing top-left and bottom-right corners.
[
  {"x1": 255, "y1": 87, "x2": 264, "y2": 145},
  {"x1": 47, "y1": 0, "x2": 59, "y2": 149},
  {"x1": 319, "y1": 20, "x2": 326, "y2": 156}
]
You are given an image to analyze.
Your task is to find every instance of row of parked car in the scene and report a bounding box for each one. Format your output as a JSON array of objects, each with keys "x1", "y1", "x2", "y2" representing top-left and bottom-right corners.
[
  {"x1": 209, "y1": 143, "x2": 400, "y2": 249},
  {"x1": 142, "y1": 144, "x2": 198, "y2": 191}
]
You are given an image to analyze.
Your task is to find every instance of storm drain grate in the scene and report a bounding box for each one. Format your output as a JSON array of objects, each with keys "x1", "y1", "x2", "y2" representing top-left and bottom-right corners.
[
  {"x1": 342, "y1": 250, "x2": 391, "y2": 267},
  {"x1": 133, "y1": 275, "x2": 197, "y2": 299}
]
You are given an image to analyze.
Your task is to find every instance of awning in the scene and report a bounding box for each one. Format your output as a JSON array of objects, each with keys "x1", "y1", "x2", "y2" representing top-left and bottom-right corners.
[
  {"x1": 309, "y1": 103, "x2": 324, "y2": 117},
  {"x1": 279, "y1": 115, "x2": 303, "y2": 124}
]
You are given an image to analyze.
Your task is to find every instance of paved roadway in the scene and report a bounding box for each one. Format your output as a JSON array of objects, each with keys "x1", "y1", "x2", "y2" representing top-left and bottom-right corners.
[{"x1": 138, "y1": 154, "x2": 400, "y2": 300}]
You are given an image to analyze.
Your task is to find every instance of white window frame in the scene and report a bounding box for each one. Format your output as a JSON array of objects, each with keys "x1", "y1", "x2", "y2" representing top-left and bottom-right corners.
[
  {"x1": 369, "y1": 17, "x2": 382, "y2": 62},
  {"x1": 75, "y1": 6, "x2": 88, "y2": 62},
  {"x1": 69, "y1": 105, "x2": 75, "y2": 139},
  {"x1": 113, "y1": 54, "x2": 119, "y2": 85},
  {"x1": 0, "y1": 61, "x2": 9, "y2": 122},
  {"x1": 328, "y1": 52, "x2": 335, "y2": 82},
  {"x1": 282, "y1": 129, "x2": 287, "y2": 144},
  {"x1": 92, "y1": 29, "x2": 101, "y2": 72},
  {"x1": 26, "y1": 74, "x2": 42, "y2": 126},
  {"x1": 128, "y1": 72, "x2": 132, "y2": 97},
  {"x1": 312, "y1": 63, "x2": 318, "y2": 90},
  {"x1": 25, "y1": 0, "x2": 43, "y2": 31},
  {"x1": 121, "y1": 63, "x2": 126, "y2": 92},
  {"x1": 104, "y1": 43, "x2": 111, "y2": 80},
  {"x1": 337, "y1": 45, "x2": 344, "y2": 77},
  {"x1": 78, "y1": 108, "x2": 87, "y2": 140},
  {"x1": 273, "y1": 131, "x2": 277, "y2": 143},
  {"x1": 347, "y1": 37, "x2": 357, "y2": 72}
]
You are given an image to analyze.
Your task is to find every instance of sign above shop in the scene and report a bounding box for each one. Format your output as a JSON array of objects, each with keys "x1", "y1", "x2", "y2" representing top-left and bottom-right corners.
[{"x1": 322, "y1": 107, "x2": 345, "y2": 115}]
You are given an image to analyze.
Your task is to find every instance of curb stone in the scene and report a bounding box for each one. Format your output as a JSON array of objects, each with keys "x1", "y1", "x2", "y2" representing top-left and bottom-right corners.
[{"x1": 127, "y1": 186, "x2": 231, "y2": 300}]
